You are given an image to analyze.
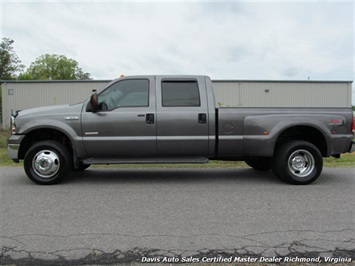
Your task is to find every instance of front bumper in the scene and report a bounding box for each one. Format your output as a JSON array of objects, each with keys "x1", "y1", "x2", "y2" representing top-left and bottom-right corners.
[{"x1": 7, "y1": 135, "x2": 25, "y2": 162}]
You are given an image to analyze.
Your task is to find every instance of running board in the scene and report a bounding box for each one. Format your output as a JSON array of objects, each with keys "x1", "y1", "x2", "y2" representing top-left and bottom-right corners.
[{"x1": 83, "y1": 157, "x2": 209, "y2": 165}]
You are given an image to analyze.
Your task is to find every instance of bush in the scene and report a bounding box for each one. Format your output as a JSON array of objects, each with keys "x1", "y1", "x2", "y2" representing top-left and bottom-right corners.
[{"x1": 0, "y1": 129, "x2": 10, "y2": 148}]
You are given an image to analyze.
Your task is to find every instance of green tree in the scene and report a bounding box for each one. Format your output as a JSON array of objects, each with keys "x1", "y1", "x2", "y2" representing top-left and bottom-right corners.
[
  {"x1": 0, "y1": 37, "x2": 25, "y2": 80},
  {"x1": 0, "y1": 38, "x2": 25, "y2": 124},
  {"x1": 19, "y1": 54, "x2": 91, "y2": 80}
]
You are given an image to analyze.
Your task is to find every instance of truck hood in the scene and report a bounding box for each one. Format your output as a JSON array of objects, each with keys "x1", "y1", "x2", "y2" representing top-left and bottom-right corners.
[
  {"x1": 17, "y1": 103, "x2": 84, "y2": 118},
  {"x1": 14, "y1": 103, "x2": 86, "y2": 134}
]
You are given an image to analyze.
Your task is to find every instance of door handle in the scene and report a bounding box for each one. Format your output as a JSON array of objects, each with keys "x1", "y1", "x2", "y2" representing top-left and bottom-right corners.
[
  {"x1": 198, "y1": 113, "x2": 207, "y2": 124},
  {"x1": 146, "y1": 114, "x2": 155, "y2": 124}
]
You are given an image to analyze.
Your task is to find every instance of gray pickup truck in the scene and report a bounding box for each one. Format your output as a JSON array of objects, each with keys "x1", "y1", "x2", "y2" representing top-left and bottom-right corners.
[{"x1": 7, "y1": 75, "x2": 355, "y2": 185}]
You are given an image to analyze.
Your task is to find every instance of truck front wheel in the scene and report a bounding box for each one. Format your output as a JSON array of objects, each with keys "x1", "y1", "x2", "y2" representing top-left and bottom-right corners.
[
  {"x1": 24, "y1": 141, "x2": 72, "y2": 185},
  {"x1": 272, "y1": 141, "x2": 323, "y2": 185}
]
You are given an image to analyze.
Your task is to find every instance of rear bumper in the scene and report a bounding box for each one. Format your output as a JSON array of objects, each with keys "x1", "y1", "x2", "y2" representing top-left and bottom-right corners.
[
  {"x1": 7, "y1": 135, "x2": 25, "y2": 162},
  {"x1": 349, "y1": 141, "x2": 355, "y2": 153}
]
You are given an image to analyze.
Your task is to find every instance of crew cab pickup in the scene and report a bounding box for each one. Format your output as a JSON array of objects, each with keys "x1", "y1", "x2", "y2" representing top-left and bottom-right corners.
[{"x1": 7, "y1": 75, "x2": 355, "y2": 185}]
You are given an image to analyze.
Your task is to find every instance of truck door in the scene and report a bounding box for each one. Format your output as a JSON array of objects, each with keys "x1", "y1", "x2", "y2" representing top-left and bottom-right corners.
[
  {"x1": 156, "y1": 76, "x2": 209, "y2": 156},
  {"x1": 81, "y1": 77, "x2": 156, "y2": 157}
]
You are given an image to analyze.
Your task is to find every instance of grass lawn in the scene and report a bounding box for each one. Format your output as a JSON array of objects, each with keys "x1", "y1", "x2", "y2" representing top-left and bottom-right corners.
[{"x1": 1, "y1": 129, "x2": 354, "y2": 168}]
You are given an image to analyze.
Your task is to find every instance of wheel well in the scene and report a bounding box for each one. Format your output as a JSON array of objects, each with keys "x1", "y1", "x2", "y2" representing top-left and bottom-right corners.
[
  {"x1": 275, "y1": 126, "x2": 327, "y2": 156},
  {"x1": 18, "y1": 128, "x2": 73, "y2": 159}
]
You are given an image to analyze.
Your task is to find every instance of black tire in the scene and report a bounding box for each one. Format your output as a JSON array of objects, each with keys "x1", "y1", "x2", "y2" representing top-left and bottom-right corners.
[
  {"x1": 24, "y1": 141, "x2": 72, "y2": 185},
  {"x1": 245, "y1": 157, "x2": 272, "y2": 171},
  {"x1": 272, "y1": 140, "x2": 323, "y2": 185}
]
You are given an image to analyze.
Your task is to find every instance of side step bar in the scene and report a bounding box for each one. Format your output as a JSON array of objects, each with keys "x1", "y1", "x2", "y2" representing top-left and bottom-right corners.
[{"x1": 83, "y1": 157, "x2": 209, "y2": 165}]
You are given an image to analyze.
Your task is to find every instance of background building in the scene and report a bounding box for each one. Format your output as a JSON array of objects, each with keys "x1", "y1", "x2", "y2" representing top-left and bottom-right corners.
[{"x1": 1, "y1": 79, "x2": 353, "y2": 128}]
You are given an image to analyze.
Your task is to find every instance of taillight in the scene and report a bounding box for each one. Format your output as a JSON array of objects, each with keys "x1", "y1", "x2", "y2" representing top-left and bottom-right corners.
[{"x1": 352, "y1": 113, "x2": 355, "y2": 133}]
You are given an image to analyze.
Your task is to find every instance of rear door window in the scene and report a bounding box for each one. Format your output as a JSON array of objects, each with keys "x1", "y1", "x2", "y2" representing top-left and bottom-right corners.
[{"x1": 161, "y1": 80, "x2": 200, "y2": 107}]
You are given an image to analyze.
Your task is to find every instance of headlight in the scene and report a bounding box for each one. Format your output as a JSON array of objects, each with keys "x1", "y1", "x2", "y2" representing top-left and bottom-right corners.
[{"x1": 11, "y1": 116, "x2": 16, "y2": 134}]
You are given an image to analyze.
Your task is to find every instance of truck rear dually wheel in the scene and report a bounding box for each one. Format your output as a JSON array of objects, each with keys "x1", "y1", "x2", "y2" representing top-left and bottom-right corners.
[
  {"x1": 24, "y1": 141, "x2": 72, "y2": 185},
  {"x1": 272, "y1": 140, "x2": 323, "y2": 185}
]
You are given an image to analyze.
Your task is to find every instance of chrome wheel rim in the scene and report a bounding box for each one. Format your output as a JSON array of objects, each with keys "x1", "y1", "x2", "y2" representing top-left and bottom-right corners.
[
  {"x1": 32, "y1": 150, "x2": 60, "y2": 178},
  {"x1": 288, "y1": 149, "x2": 315, "y2": 178}
]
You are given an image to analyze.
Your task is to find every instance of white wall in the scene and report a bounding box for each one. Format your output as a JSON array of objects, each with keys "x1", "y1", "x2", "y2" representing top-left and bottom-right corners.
[{"x1": 2, "y1": 80, "x2": 352, "y2": 128}]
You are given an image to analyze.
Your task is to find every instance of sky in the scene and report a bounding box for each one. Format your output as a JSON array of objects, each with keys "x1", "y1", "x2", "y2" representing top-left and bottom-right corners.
[{"x1": 1, "y1": 0, "x2": 354, "y2": 105}]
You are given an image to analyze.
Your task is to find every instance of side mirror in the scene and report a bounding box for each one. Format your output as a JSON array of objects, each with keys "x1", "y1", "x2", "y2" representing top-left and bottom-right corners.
[{"x1": 90, "y1": 93, "x2": 99, "y2": 112}]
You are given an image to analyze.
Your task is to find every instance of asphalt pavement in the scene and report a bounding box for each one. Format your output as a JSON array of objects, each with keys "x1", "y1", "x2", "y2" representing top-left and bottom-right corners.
[{"x1": 0, "y1": 166, "x2": 354, "y2": 265}]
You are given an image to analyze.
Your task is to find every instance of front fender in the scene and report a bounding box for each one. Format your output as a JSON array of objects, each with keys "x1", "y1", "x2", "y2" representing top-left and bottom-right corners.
[
  {"x1": 21, "y1": 119, "x2": 78, "y2": 139},
  {"x1": 19, "y1": 119, "x2": 87, "y2": 158}
]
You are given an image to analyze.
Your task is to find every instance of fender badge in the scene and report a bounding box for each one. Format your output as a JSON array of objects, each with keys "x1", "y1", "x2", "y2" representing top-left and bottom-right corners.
[
  {"x1": 329, "y1": 119, "x2": 343, "y2": 126},
  {"x1": 85, "y1": 132, "x2": 99, "y2": 135},
  {"x1": 65, "y1": 116, "x2": 79, "y2": 121}
]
